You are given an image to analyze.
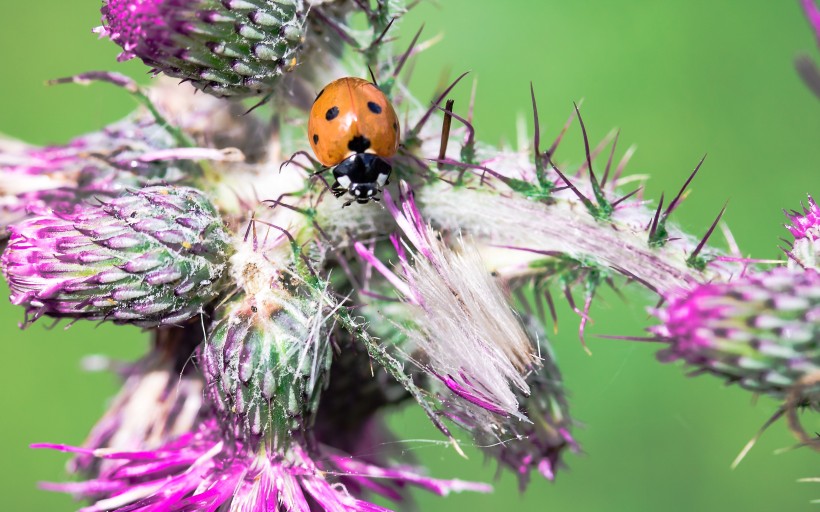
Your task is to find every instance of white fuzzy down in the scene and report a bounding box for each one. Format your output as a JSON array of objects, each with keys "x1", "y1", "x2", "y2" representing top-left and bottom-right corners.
[{"x1": 406, "y1": 231, "x2": 537, "y2": 419}]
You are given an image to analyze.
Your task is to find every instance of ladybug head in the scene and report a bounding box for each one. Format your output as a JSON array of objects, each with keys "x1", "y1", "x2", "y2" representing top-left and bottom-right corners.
[{"x1": 332, "y1": 153, "x2": 392, "y2": 204}]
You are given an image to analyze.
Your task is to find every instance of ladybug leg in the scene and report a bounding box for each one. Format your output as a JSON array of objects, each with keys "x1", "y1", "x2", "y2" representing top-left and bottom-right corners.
[
  {"x1": 342, "y1": 198, "x2": 355, "y2": 208},
  {"x1": 331, "y1": 181, "x2": 347, "y2": 198},
  {"x1": 280, "y1": 150, "x2": 323, "y2": 173}
]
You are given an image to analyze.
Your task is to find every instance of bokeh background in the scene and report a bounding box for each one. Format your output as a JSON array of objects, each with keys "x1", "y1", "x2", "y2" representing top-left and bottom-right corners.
[{"x1": 1, "y1": 1, "x2": 820, "y2": 510}]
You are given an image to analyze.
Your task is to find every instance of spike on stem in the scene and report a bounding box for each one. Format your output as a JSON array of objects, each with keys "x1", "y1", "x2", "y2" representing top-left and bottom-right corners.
[
  {"x1": 648, "y1": 155, "x2": 707, "y2": 248},
  {"x1": 611, "y1": 187, "x2": 642, "y2": 208},
  {"x1": 370, "y1": 16, "x2": 396, "y2": 48},
  {"x1": 573, "y1": 102, "x2": 611, "y2": 217},
  {"x1": 663, "y1": 155, "x2": 706, "y2": 219},
  {"x1": 573, "y1": 102, "x2": 598, "y2": 188},
  {"x1": 549, "y1": 161, "x2": 596, "y2": 214},
  {"x1": 648, "y1": 193, "x2": 665, "y2": 246},
  {"x1": 687, "y1": 201, "x2": 728, "y2": 270},
  {"x1": 49, "y1": 72, "x2": 193, "y2": 148},
  {"x1": 530, "y1": 83, "x2": 544, "y2": 180},
  {"x1": 601, "y1": 129, "x2": 620, "y2": 189},
  {"x1": 393, "y1": 25, "x2": 424, "y2": 79},
  {"x1": 576, "y1": 130, "x2": 616, "y2": 179},
  {"x1": 312, "y1": 8, "x2": 359, "y2": 47},
  {"x1": 409, "y1": 71, "x2": 469, "y2": 139}
]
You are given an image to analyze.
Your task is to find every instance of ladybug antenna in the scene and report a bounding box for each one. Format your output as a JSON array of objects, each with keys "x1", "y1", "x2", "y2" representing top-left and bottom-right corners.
[{"x1": 367, "y1": 65, "x2": 379, "y2": 87}]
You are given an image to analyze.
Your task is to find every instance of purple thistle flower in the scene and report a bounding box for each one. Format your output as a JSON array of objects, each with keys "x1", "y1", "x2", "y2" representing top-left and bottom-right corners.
[
  {"x1": 1, "y1": 186, "x2": 232, "y2": 326},
  {"x1": 10, "y1": 0, "x2": 811, "y2": 505},
  {"x1": 0, "y1": 118, "x2": 197, "y2": 238},
  {"x1": 652, "y1": 267, "x2": 820, "y2": 402},
  {"x1": 98, "y1": 0, "x2": 308, "y2": 97},
  {"x1": 786, "y1": 195, "x2": 820, "y2": 240},
  {"x1": 37, "y1": 414, "x2": 491, "y2": 511},
  {"x1": 70, "y1": 325, "x2": 205, "y2": 478},
  {"x1": 784, "y1": 195, "x2": 820, "y2": 270}
]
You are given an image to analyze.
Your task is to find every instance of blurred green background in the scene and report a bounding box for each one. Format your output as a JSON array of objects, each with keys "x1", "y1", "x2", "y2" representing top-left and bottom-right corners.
[{"x1": 1, "y1": 1, "x2": 819, "y2": 510}]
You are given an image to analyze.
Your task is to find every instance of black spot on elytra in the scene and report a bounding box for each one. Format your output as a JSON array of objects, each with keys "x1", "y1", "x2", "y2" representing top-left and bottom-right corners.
[
  {"x1": 393, "y1": 121, "x2": 398, "y2": 131},
  {"x1": 348, "y1": 135, "x2": 371, "y2": 153},
  {"x1": 367, "y1": 101, "x2": 382, "y2": 114},
  {"x1": 326, "y1": 106, "x2": 340, "y2": 121},
  {"x1": 313, "y1": 134, "x2": 319, "y2": 144}
]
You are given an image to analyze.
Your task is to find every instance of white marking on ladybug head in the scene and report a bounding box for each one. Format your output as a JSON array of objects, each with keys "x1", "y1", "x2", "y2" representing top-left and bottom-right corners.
[
  {"x1": 353, "y1": 188, "x2": 361, "y2": 196},
  {"x1": 337, "y1": 176, "x2": 352, "y2": 188},
  {"x1": 376, "y1": 173, "x2": 389, "y2": 187}
]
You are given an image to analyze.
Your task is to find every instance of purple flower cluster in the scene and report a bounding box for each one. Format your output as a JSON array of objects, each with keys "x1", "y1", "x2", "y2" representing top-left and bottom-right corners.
[
  {"x1": 0, "y1": 117, "x2": 195, "y2": 238},
  {"x1": 1, "y1": 0, "x2": 818, "y2": 510},
  {"x1": 99, "y1": 0, "x2": 307, "y2": 96},
  {"x1": 37, "y1": 416, "x2": 490, "y2": 512},
  {"x1": 653, "y1": 267, "x2": 820, "y2": 400},
  {"x1": 786, "y1": 195, "x2": 820, "y2": 240}
]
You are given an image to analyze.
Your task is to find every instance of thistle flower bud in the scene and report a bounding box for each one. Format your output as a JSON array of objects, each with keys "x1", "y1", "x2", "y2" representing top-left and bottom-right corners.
[
  {"x1": 1, "y1": 186, "x2": 231, "y2": 326},
  {"x1": 201, "y1": 231, "x2": 335, "y2": 440},
  {"x1": 202, "y1": 289, "x2": 332, "y2": 440},
  {"x1": 785, "y1": 195, "x2": 820, "y2": 270},
  {"x1": 652, "y1": 268, "x2": 820, "y2": 403},
  {"x1": 99, "y1": 0, "x2": 308, "y2": 97}
]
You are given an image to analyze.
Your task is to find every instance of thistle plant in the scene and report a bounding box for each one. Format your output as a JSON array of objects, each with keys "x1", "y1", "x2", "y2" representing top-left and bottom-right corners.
[{"x1": 2, "y1": 0, "x2": 819, "y2": 510}]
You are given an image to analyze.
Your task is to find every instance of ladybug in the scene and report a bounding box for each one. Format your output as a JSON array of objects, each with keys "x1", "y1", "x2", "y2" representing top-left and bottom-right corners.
[{"x1": 308, "y1": 77, "x2": 400, "y2": 205}]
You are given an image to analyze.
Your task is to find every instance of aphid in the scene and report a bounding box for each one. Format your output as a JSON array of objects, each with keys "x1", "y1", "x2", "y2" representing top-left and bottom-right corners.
[{"x1": 308, "y1": 77, "x2": 400, "y2": 206}]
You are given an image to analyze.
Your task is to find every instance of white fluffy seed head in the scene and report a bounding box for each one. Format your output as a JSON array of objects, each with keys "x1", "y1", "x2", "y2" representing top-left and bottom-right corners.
[{"x1": 405, "y1": 230, "x2": 538, "y2": 419}]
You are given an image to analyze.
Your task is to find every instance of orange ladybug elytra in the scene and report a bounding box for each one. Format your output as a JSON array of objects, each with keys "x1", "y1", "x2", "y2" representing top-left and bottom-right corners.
[{"x1": 308, "y1": 77, "x2": 400, "y2": 205}]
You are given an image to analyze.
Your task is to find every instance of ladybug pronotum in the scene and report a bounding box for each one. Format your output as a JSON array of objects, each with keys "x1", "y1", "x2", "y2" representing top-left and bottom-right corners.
[{"x1": 307, "y1": 77, "x2": 400, "y2": 205}]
